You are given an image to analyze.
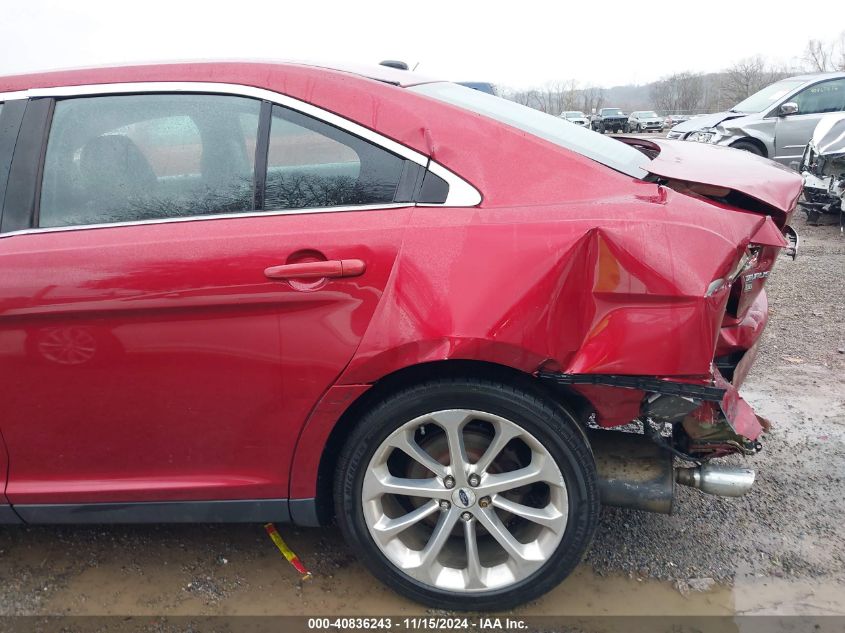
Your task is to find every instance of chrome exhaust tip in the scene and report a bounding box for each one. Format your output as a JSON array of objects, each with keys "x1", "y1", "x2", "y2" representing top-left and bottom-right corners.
[{"x1": 675, "y1": 464, "x2": 755, "y2": 497}]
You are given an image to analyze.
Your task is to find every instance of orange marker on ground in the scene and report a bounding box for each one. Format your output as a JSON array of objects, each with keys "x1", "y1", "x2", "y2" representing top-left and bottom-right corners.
[{"x1": 264, "y1": 522, "x2": 313, "y2": 581}]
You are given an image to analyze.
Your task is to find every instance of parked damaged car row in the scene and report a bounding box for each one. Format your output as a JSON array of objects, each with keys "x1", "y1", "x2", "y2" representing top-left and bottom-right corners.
[
  {"x1": 799, "y1": 113, "x2": 845, "y2": 229},
  {"x1": 667, "y1": 72, "x2": 845, "y2": 166},
  {"x1": 0, "y1": 61, "x2": 802, "y2": 610},
  {"x1": 566, "y1": 109, "x2": 677, "y2": 134},
  {"x1": 664, "y1": 71, "x2": 845, "y2": 230}
]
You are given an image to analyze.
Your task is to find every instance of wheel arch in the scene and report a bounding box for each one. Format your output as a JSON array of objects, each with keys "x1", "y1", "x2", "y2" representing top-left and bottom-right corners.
[
  {"x1": 729, "y1": 136, "x2": 768, "y2": 157},
  {"x1": 289, "y1": 359, "x2": 593, "y2": 526}
]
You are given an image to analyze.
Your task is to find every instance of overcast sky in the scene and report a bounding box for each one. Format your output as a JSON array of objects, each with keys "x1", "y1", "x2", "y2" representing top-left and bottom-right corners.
[{"x1": 1, "y1": 1, "x2": 842, "y2": 89}]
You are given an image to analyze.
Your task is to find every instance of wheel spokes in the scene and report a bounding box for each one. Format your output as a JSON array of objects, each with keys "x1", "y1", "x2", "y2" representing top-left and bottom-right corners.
[
  {"x1": 475, "y1": 506, "x2": 538, "y2": 564},
  {"x1": 473, "y1": 420, "x2": 521, "y2": 475},
  {"x1": 371, "y1": 500, "x2": 441, "y2": 545},
  {"x1": 389, "y1": 428, "x2": 448, "y2": 479},
  {"x1": 364, "y1": 471, "x2": 451, "y2": 502},
  {"x1": 429, "y1": 410, "x2": 471, "y2": 477},
  {"x1": 463, "y1": 518, "x2": 484, "y2": 589},
  {"x1": 491, "y1": 496, "x2": 566, "y2": 533},
  {"x1": 478, "y1": 455, "x2": 555, "y2": 496},
  {"x1": 418, "y1": 508, "x2": 460, "y2": 569}
]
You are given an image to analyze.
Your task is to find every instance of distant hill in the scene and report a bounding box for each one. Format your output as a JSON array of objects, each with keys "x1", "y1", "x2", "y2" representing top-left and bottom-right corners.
[
  {"x1": 601, "y1": 83, "x2": 652, "y2": 112},
  {"x1": 503, "y1": 70, "x2": 771, "y2": 116}
]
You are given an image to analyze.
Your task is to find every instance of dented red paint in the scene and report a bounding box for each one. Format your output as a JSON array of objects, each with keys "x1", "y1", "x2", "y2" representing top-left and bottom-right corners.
[{"x1": 0, "y1": 62, "x2": 802, "y2": 506}]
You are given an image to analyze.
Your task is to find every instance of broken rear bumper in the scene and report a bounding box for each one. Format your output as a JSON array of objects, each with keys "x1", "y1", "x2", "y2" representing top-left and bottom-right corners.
[
  {"x1": 540, "y1": 368, "x2": 765, "y2": 449},
  {"x1": 715, "y1": 290, "x2": 768, "y2": 388},
  {"x1": 540, "y1": 288, "x2": 771, "y2": 454}
]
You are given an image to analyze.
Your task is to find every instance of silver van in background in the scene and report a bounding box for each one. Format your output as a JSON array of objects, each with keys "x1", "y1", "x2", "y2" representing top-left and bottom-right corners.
[{"x1": 667, "y1": 72, "x2": 845, "y2": 167}]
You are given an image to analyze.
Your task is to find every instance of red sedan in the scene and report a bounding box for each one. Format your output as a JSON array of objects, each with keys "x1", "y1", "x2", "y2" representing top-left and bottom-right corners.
[{"x1": 0, "y1": 61, "x2": 801, "y2": 609}]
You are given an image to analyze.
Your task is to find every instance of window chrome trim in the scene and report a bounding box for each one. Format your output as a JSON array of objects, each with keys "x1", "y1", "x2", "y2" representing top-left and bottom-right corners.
[
  {"x1": 0, "y1": 81, "x2": 481, "y2": 207},
  {"x1": 0, "y1": 203, "x2": 413, "y2": 239}
]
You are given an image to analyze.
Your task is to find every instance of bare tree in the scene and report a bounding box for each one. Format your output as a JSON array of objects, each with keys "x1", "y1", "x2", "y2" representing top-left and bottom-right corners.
[
  {"x1": 580, "y1": 86, "x2": 605, "y2": 114},
  {"x1": 721, "y1": 56, "x2": 789, "y2": 105},
  {"x1": 838, "y1": 32, "x2": 845, "y2": 71},
  {"x1": 505, "y1": 88, "x2": 544, "y2": 110},
  {"x1": 504, "y1": 81, "x2": 602, "y2": 115},
  {"x1": 802, "y1": 32, "x2": 845, "y2": 72},
  {"x1": 650, "y1": 72, "x2": 704, "y2": 114},
  {"x1": 504, "y1": 88, "x2": 532, "y2": 107},
  {"x1": 511, "y1": 80, "x2": 584, "y2": 115},
  {"x1": 803, "y1": 38, "x2": 833, "y2": 72},
  {"x1": 563, "y1": 81, "x2": 581, "y2": 111}
]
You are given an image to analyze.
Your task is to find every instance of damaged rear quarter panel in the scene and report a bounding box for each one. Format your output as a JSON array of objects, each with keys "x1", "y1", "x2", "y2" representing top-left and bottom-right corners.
[{"x1": 339, "y1": 187, "x2": 772, "y2": 387}]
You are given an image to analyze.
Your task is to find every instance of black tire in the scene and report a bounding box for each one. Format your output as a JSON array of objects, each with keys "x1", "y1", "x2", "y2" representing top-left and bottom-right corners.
[
  {"x1": 598, "y1": 123, "x2": 605, "y2": 134},
  {"x1": 334, "y1": 377, "x2": 600, "y2": 610},
  {"x1": 730, "y1": 140, "x2": 764, "y2": 156}
]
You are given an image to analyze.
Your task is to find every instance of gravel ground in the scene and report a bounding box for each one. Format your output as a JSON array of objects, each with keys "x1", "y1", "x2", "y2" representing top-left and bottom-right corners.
[{"x1": 0, "y1": 214, "x2": 843, "y2": 619}]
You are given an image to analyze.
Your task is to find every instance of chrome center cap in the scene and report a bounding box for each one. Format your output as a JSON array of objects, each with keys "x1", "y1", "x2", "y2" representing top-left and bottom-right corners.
[{"x1": 452, "y1": 486, "x2": 477, "y2": 508}]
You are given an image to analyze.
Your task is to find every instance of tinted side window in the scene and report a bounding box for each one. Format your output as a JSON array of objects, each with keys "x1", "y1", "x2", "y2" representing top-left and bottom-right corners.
[
  {"x1": 39, "y1": 94, "x2": 261, "y2": 227},
  {"x1": 793, "y1": 79, "x2": 845, "y2": 115},
  {"x1": 265, "y1": 105, "x2": 404, "y2": 210}
]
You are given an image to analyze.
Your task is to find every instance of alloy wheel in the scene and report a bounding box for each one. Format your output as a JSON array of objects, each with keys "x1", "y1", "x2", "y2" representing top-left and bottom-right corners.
[{"x1": 361, "y1": 409, "x2": 569, "y2": 593}]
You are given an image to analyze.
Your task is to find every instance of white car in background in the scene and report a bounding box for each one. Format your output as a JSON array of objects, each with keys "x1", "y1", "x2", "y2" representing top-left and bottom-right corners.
[
  {"x1": 627, "y1": 110, "x2": 664, "y2": 133},
  {"x1": 664, "y1": 114, "x2": 690, "y2": 129},
  {"x1": 560, "y1": 110, "x2": 590, "y2": 127}
]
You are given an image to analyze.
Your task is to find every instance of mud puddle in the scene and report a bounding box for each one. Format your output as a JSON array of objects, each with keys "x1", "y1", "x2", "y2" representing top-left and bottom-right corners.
[{"x1": 34, "y1": 523, "x2": 843, "y2": 618}]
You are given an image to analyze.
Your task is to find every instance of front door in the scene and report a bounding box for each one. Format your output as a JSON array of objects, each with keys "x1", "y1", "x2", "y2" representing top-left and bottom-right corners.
[{"x1": 774, "y1": 77, "x2": 845, "y2": 164}]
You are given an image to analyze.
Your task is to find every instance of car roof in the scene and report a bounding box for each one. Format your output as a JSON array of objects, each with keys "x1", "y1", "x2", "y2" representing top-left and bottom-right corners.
[
  {"x1": 0, "y1": 59, "x2": 440, "y2": 93},
  {"x1": 782, "y1": 71, "x2": 845, "y2": 82}
]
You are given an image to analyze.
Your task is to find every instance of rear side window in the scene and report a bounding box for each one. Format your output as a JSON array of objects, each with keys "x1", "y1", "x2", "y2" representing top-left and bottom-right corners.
[
  {"x1": 264, "y1": 105, "x2": 404, "y2": 210},
  {"x1": 39, "y1": 94, "x2": 261, "y2": 227}
]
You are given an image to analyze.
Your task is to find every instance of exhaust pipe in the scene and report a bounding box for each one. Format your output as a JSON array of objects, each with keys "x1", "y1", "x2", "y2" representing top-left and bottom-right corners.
[
  {"x1": 588, "y1": 429, "x2": 756, "y2": 514},
  {"x1": 588, "y1": 429, "x2": 676, "y2": 514},
  {"x1": 675, "y1": 464, "x2": 755, "y2": 497}
]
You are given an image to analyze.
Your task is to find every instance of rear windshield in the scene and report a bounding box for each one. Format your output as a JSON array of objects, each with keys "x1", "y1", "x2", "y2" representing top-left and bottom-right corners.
[{"x1": 410, "y1": 83, "x2": 648, "y2": 179}]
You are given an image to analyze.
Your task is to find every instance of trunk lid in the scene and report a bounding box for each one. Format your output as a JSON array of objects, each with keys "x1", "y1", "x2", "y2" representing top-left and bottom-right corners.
[{"x1": 620, "y1": 137, "x2": 804, "y2": 225}]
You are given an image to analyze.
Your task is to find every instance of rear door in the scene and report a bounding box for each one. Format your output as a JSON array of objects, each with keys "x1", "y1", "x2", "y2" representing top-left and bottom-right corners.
[
  {"x1": 0, "y1": 88, "x2": 414, "y2": 511},
  {"x1": 774, "y1": 77, "x2": 845, "y2": 164}
]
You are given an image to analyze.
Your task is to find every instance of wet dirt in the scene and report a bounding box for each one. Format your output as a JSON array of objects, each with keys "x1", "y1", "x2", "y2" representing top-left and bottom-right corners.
[{"x1": 0, "y1": 216, "x2": 843, "y2": 621}]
